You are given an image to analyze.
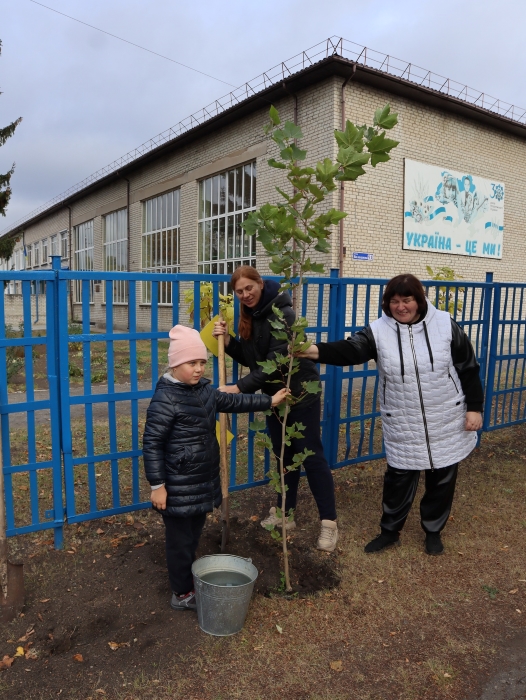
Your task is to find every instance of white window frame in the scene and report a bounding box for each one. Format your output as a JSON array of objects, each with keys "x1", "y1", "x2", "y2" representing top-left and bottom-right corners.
[
  {"x1": 197, "y1": 161, "x2": 257, "y2": 276},
  {"x1": 74, "y1": 220, "x2": 94, "y2": 303},
  {"x1": 33, "y1": 241, "x2": 40, "y2": 267},
  {"x1": 61, "y1": 230, "x2": 69, "y2": 260},
  {"x1": 141, "y1": 189, "x2": 180, "y2": 305},
  {"x1": 103, "y1": 208, "x2": 128, "y2": 305},
  {"x1": 50, "y1": 235, "x2": 59, "y2": 258},
  {"x1": 41, "y1": 238, "x2": 48, "y2": 267},
  {"x1": 26, "y1": 244, "x2": 32, "y2": 269}
]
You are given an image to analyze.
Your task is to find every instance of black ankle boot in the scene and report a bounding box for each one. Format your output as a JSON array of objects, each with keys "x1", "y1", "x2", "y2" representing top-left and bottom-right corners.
[
  {"x1": 364, "y1": 530, "x2": 400, "y2": 554},
  {"x1": 425, "y1": 532, "x2": 444, "y2": 555}
]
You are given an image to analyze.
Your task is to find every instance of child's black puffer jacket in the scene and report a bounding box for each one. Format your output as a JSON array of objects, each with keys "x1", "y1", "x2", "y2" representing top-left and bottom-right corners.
[{"x1": 142, "y1": 376, "x2": 271, "y2": 517}]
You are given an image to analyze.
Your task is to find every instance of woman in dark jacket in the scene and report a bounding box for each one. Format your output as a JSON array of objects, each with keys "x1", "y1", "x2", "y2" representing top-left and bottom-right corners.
[
  {"x1": 213, "y1": 266, "x2": 338, "y2": 552},
  {"x1": 300, "y1": 274, "x2": 483, "y2": 556}
]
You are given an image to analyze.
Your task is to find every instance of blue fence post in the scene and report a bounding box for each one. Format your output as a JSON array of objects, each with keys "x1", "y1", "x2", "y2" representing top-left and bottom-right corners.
[
  {"x1": 50, "y1": 256, "x2": 65, "y2": 548},
  {"x1": 483, "y1": 282, "x2": 500, "y2": 430},
  {"x1": 322, "y1": 269, "x2": 343, "y2": 468}
]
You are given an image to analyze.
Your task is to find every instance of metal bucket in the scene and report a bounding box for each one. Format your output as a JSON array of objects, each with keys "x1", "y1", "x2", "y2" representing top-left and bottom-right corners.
[{"x1": 192, "y1": 554, "x2": 258, "y2": 636}]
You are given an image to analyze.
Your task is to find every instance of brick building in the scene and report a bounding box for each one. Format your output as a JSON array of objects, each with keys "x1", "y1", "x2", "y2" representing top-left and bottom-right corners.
[{"x1": 2, "y1": 38, "x2": 525, "y2": 329}]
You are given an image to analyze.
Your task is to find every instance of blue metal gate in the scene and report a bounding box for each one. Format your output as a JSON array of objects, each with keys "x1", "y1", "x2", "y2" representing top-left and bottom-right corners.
[{"x1": 0, "y1": 261, "x2": 524, "y2": 547}]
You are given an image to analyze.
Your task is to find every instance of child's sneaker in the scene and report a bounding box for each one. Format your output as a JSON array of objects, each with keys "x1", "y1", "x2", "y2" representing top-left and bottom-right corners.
[
  {"x1": 170, "y1": 590, "x2": 197, "y2": 611},
  {"x1": 260, "y1": 507, "x2": 296, "y2": 531}
]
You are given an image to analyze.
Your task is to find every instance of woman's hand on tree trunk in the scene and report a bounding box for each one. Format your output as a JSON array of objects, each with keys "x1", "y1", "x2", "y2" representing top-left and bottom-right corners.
[
  {"x1": 296, "y1": 344, "x2": 319, "y2": 361},
  {"x1": 213, "y1": 320, "x2": 230, "y2": 347}
]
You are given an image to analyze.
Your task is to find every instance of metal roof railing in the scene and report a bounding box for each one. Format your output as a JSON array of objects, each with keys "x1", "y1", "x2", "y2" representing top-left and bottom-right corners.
[{"x1": 3, "y1": 35, "x2": 525, "y2": 236}]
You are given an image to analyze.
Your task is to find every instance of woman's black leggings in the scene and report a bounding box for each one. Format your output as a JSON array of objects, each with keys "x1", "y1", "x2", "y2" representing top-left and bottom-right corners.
[
  {"x1": 380, "y1": 463, "x2": 459, "y2": 534},
  {"x1": 266, "y1": 397, "x2": 337, "y2": 521}
]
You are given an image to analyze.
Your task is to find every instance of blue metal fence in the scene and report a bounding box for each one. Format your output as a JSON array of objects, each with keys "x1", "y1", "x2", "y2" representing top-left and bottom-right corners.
[{"x1": 0, "y1": 260, "x2": 524, "y2": 547}]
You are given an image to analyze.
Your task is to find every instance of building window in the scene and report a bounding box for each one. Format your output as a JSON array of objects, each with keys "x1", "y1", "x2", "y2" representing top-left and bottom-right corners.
[
  {"x1": 51, "y1": 235, "x2": 58, "y2": 257},
  {"x1": 34, "y1": 241, "x2": 40, "y2": 267},
  {"x1": 61, "y1": 230, "x2": 69, "y2": 260},
  {"x1": 26, "y1": 244, "x2": 32, "y2": 269},
  {"x1": 141, "y1": 189, "x2": 180, "y2": 305},
  {"x1": 104, "y1": 208, "x2": 128, "y2": 304},
  {"x1": 74, "y1": 220, "x2": 94, "y2": 303},
  {"x1": 41, "y1": 238, "x2": 48, "y2": 267},
  {"x1": 198, "y1": 161, "x2": 256, "y2": 275}
]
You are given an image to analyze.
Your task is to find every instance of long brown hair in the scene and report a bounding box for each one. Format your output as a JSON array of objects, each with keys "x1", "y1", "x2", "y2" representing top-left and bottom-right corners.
[
  {"x1": 230, "y1": 266, "x2": 263, "y2": 340},
  {"x1": 382, "y1": 274, "x2": 427, "y2": 317}
]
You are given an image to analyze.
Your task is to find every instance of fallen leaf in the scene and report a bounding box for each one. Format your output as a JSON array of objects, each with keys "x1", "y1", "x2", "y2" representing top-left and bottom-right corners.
[
  {"x1": 39, "y1": 598, "x2": 50, "y2": 603},
  {"x1": 95, "y1": 690, "x2": 106, "y2": 696},
  {"x1": 444, "y1": 672, "x2": 452, "y2": 678},
  {"x1": 509, "y1": 589, "x2": 519, "y2": 594},
  {"x1": 133, "y1": 542, "x2": 145, "y2": 548},
  {"x1": 329, "y1": 660, "x2": 343, "y2": 671},
  {"x1": 250, "y1": 515, "x2": 259, "y2": 522},
  {"x1": 25, "y1": 648, "x2": 38, "y2": 660},
  {"x1": 377, "y1": 579, "x2": 384, "y2": 584},
  {"x1": 73, "y1": 654, "x2": 84, "y2": 662},
  {"x1": 14, "y1": 647, "x2": 25, "y2": 657},
  {"x1": 0, "y1": 655, "x2": 14, "y2": 670},
  {"x1": 105, "y1": 554, "x2": 111, "y2": 559},
  {"x1": 458, "y1": 552, "x2": 464, "y2": 556},
  {"x1": 108, "y1": 641, "x2": 130, "y2": 651},
  {"x1": 96, "y1": 528, "x2": 105, "y2": 535},
  {"x1": 17, "y1": 626, "x2": 35, "y2": 643},
  {"x1": 37, "y1": 613, "x2": 43, "y2": 622},
  {"x1": 516, "y1": 609, "x2": 522, "y2": 614},
  {"x1": 253, "y1": 646, "x2": 263, "y2": 650},
  {"x1": 18, "y1": 486, "x2": 28, "y2": 492},
  {"x1": 125, "y1": 515, "x2": 134, "y2": 525},
  {"x1": 275, "y1": 625, "x2": 282, "y2": 634}
]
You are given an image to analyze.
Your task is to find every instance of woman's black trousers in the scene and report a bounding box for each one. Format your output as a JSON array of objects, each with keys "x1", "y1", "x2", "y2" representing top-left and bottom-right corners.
[
  {"x1": 380, "y1": 463, "x2": 459, "y2": 534},
  {"x1": 266, "y1": 397, "x2": 337, "y2": 521}
]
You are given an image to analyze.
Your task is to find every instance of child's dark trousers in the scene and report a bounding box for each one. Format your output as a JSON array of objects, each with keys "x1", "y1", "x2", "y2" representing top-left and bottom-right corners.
[{"x1": 162, "y1": 512, "x2": 206, "y2": 594}]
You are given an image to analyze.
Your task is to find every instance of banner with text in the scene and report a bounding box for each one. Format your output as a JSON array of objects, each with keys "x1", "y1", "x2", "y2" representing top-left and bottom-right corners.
[{"x1": 403, "y1": 159, "x2": 504, "y2": 259}]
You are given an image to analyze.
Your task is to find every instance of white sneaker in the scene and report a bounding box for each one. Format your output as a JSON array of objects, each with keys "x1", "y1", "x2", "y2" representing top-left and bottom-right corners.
[
  {"x1": 317, "y1": 520, "x2": 338, "y2": 552},
  {"x1": 260, "y1": 507, "x2": 296, "y2": 531}
]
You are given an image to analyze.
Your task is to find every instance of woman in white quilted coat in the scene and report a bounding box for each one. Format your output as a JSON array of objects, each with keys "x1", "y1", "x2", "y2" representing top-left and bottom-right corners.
[{"x1": 300, "y1": 274, "x2": 483, "y2": 556}]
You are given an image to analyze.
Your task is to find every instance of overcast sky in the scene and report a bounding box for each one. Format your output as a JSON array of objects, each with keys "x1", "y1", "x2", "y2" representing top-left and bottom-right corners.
[{"x1": 1, "y1": 0, "x2": 526, "y2": 234}]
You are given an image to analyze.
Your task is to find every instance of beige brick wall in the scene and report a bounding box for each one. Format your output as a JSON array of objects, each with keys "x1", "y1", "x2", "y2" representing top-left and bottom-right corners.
[
  {"x1": 339, "y1": 81, "x2": 526, "y2": 282},
  {"x1": 11, "y1": 73, "x2": 526, "y2": 332}
]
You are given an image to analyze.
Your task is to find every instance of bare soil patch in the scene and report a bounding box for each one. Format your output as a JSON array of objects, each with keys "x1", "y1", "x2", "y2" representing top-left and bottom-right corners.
[{"x1": 0, "y1": 423, "x2": 525, "y2": 700}]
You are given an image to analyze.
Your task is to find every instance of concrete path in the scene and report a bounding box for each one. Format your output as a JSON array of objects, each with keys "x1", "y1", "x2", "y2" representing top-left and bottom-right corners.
[{"x1": 472, "y1": 632, "x2": 526, "y2": 700}]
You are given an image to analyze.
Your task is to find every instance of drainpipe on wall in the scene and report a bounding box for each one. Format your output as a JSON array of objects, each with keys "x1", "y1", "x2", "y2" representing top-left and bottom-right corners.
[
  {"x1": 339, "y1": 64, "x2": 357, "y2": 277},
  {"x1": 67, "y1": 206, "x2": 73, "y2": 322},
  {"x1": 282, "y1": 82, "x2": 299, "y2": 310},
  {"x1": 122, "y1": 176, "x2": 131, "y2": 330}
]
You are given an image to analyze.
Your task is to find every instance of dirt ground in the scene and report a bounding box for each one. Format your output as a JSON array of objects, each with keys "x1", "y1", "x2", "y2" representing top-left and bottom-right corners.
[{"x1": 1, "y1": 423, "x2": 525, "y2": 700}]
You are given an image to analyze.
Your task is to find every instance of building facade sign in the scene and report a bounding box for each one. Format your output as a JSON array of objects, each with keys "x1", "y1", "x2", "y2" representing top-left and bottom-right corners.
[{"x1": 403, "y1": 159, "x2": 504, "y2": 259}]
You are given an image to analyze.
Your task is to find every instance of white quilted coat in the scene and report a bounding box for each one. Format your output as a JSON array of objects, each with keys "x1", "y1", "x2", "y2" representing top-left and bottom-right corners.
[{"x1": 370, "y1": 300, "x2": 477, "y2": 470}]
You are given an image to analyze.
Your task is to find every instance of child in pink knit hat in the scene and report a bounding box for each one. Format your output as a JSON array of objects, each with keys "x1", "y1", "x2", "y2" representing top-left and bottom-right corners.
[{"x1": 143, "y1": 324, "x2": 288, "y2": 611}]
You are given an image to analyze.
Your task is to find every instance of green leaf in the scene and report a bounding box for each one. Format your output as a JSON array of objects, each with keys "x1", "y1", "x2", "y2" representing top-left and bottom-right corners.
[
  {"x1": 302, "y1": 380, "x2": 321, "y2": 395},
  {"x1": 267, "y1": 157, "x2": 287, "y2": 170},
  {"x1": 269, "y1": 105, "x2": 281, "y2": 126},
  {"x1": 268, "y1": 317, "x2": 285, "y2": 330},
  {"x1": 337, "y1": 165, "x2": 367, "y2": 181},
  {"x1": 370, "y1": 152, "x2": 392, "y2": 167},
  {"x1": 290, "y1": 143, "x2": 307, "y2": 161},
  {"x1": 249, "y1": 419, "x2": 267, "y2": 432},
  {"x1": 282, "y1": 121, "x2": 303, "y2": 141},
  {"x1": 334, "y1": 121, "x2": 365, "y2": 150},
  {"x1": 271, "y1": 330, "x2": 289, "y2": 340},
  {"x1": 373, "y1": 104, "x2": 398, "y2": 130},
  {"x1": 336, "y1": 147, "x2": 370, "y2": 169},
  {"x1": 366, "y1": 132, "x2": 399, "y2": 168},
  {"x1": 257, "y1": 359, "x2": 278, "y2": 374}
]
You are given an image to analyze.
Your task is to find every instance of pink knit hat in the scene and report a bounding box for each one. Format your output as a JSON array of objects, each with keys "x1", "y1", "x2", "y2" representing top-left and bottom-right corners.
[{"x1": 167, "y1": 325, "x2": 208, "y2": 368}]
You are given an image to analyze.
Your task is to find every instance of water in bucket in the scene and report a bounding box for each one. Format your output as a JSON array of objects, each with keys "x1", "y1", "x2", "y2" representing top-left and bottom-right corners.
[{"x1": 199, "y1": 571, "x2": 252, "y2": 587}]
